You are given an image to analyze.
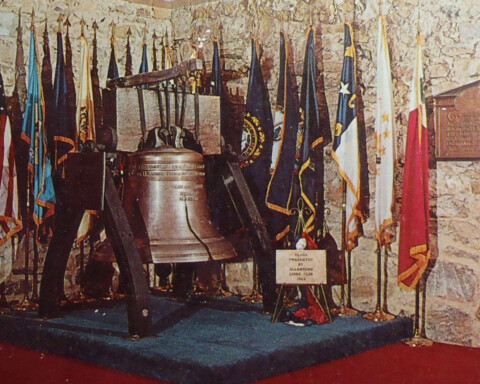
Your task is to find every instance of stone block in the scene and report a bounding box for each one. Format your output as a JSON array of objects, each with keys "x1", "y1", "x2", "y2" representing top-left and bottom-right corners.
[
  {"x1": 427, "y1": 304, "x2": 473, "y2": 346},
  {"x1": 0, "y1": 11, "x2": 16, "y2": 37},
  {"x1": 427, "y1": 260, "x2": 476, "y2": 302}
]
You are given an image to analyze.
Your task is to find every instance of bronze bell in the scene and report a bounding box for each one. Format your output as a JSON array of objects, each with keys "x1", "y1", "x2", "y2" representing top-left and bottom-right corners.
[{"x1": 123, "y1": 147, "x2": 236, "y2": 264}]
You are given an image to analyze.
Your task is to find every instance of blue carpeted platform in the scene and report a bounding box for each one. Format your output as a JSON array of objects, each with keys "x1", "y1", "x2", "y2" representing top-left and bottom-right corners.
[{"x1": 0, "y1": 296, "x2": 412, "y2": 384}]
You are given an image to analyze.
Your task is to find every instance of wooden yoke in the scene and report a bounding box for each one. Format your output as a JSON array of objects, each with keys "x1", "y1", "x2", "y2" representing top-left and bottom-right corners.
[
  {"x1": 38, "y1": 153, "x2": 152, "y2": 338},
  {"x1": 102, "y1": 59, "x2": 222, "y2": 155}
]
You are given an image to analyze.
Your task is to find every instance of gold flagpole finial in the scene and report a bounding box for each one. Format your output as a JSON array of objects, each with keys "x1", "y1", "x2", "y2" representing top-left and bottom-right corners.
[
  {"x1": 143, "y1": 24, "x2": 147, "y2": 44},
  {"x1": 109, "y1": 20, "x2": 116, "y2": 39},
  {"x1": 92, "y1": 20, "x2": 99, "y2": 32},
  {"x1": 309, "y1": 1, "x2": 313, "y2": 27},
  {"x1": 57, "y1": 14, "x2": 63, "y2": 33},
  {"x1": 80, "y1": 17, "x2": 86, "y2": 37},
  {"x1": 30, "y1": 8, "x2": 35, "y2": 28},
  {"x1": 64, "y1": 16, "x2": 71, "y2": 36},
  {"x1": 44, "y1": 17, "x2": 48, "y2": 37},
  {"x1": 417, "y1": 0, "x2": 421, "y2": 37},
  {"x1": 164, "y1": 28, "x2": 169, "y2": 46}
]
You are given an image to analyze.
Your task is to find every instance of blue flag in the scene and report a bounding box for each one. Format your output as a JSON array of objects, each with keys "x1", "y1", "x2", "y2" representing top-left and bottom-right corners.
[
  {"x1": 240, "y1": 39, "x2": 274, "y2": 215},
  {"x1": 138, "y1": 41, "x2": 149, "y2": 90},
  {"x1": 107, "y1": 37, "x2": 119, "y2": 80},
  {"x1": 332, "y1": 23, "x2": 364, "y2": 251},
  {"x1": 53, "y1": 30, "x2": 75, "y2": 169},
  {"x1": 139, "y1": 41, "x2": 149, "y2": 74},
  {"x1": 297, "y1": 27, "x2": 331, "y2": 237},
  {"x1": 21, "y1": 27, "x2": 55, "y2": 242},
  {"x1": 212, "y1": 39, "x2": 222, "y2": 97},
  {"x1": 266, "y1": 31, "x2": 300, "y2": 241}
]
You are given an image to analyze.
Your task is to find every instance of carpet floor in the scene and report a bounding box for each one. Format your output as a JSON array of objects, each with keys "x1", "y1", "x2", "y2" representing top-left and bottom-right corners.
[{"x1": 0, "y1": 296, "x2": 413, "y2": 384}]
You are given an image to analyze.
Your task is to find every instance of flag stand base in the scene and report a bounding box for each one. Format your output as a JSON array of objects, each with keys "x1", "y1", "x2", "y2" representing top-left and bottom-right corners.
[
  {"x1": 363, "y1": 309, "x2": 395, "y2": 322},
  {"x1": 403, "y1": 334, "x2": 434, "y2": 347},
  {"x1": 213, "y1": 286, "x2": 234, "y2": 298},
  {"x1": 69, "y1": 292, "x2": 97, "y2": 305},
  {"x1": 0, "y1": 304, "x2": 10, "y2": 314},
  {"x1": 241, "y1": 289, "x2": 263, "y2": 303},
  {"x1": 332, "y1": 305, "x2": 358, "y2": 317},
  {"x1": 12, "y1": 297, "x2": 38, "y2": 312}
]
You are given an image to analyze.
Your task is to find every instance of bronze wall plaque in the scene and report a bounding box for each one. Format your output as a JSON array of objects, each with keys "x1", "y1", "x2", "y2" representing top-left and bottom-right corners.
[{"x1": 434, "y1": 80, "x2": 480, "y2": 159}]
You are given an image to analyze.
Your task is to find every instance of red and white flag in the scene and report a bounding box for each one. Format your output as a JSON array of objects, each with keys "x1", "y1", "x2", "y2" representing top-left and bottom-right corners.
[
  {"x1": 0, "y1": 73, "x2": 23, "y2": 282},
  {"x1": 398, "y1": 34, "x2": 430, "y2": 290}
]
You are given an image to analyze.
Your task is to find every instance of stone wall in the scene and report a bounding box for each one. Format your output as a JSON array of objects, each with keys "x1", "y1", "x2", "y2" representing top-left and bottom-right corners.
[
  {"x1": 0, "y1": 0, "x2": 479, "y2": 347},
  {"x1": 170, "y1": 0, "x2": 480, "y2": 347}
]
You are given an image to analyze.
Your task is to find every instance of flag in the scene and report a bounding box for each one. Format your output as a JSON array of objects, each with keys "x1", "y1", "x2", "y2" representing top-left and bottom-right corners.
[
  {"x1": 265, "y1": 31, "x2": 300, "y2": 241},
  {"x1": 211, "y1": 39, "x2": 222, "y2": 97},
  {"x1": 41, "y1": 20, "x2": 55, "y2": 162},
  {"x1": 76, "y1": 33, "x2": 96, "y2": 243},
  {"x1": 139, "y1": 40, "x2": 149, "y2": 74},
  {"x1": 0, "y1": 70, "x2": 22, "y2": 249},
  {"x1": 297, "y1": 26, "x2": 332, "y2": 237},
  {"x1": 375, "y1": 16, "x2": 396, "y2": 247},
  {"x1": 107, "y1": 35, "x2": 119, "y2": 80},
  {"x1": 139, "y1": 37, "x2": 149, "y2": 90},
  {"x1": 13, "y1": 11, "x2": 27, "y2": 114},
  {"x1": 125, "y1": 28, "x2": 133, "y2": 76},
  {"x1": 10, "y1": 11, "x2": 29, "y2": 233},
  {"x1": 76, "y1": 34, "x2": 95, "y2": 148},
  {"x1": 163, "y1": 31, "x2": 173, "y2": 71},
  {"x1": 398, "y1": 33, "x2": 430, "y2": 291},
  {"x1": 64, "y1": 18, "x2": 77, "y2": 151},
  {"x1": 91, "y1": 22, "x2": 102, "y2": 135},
  {"x1": 52, "y1": 29, "x2": 75, "y2": 168},
  {"x1": 332, "y1": 23, "x2": 364, "y2": 251},
  {"x1": 21, "y1": 26, "x2": 56, "y2": 243},
  {"x1": 240, "y1": 38, "x2": 274, "y2": 215},
  {"x1": 152, "y1": 32, "x2": 159, "y2": 72}
]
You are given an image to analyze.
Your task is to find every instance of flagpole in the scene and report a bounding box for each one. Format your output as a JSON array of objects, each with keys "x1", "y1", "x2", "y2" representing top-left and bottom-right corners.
[
  {"x1": 31, "y1": 228, "x2": 39, "y2": 302},
  {"x1": 382, "y1": 246, "x2": 394, "y2": 315},
  {"x1": 13, "y1": 182, "x2": 36, "y2": 310},
  {"x1": 334, "y1": 180, "x2": 357, "y2": 316},
  {"x1": 0, "y1": 282, "x2": 8, "y2": 313},
  {"x1": 364, "y1": 241, "x2": 394, "y2": 321}
]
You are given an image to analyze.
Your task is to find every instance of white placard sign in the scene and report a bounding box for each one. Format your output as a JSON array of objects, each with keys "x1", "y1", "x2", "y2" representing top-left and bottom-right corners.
[{"x1": 276, "y1": 250, "x2": 327, "y2": 285}]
